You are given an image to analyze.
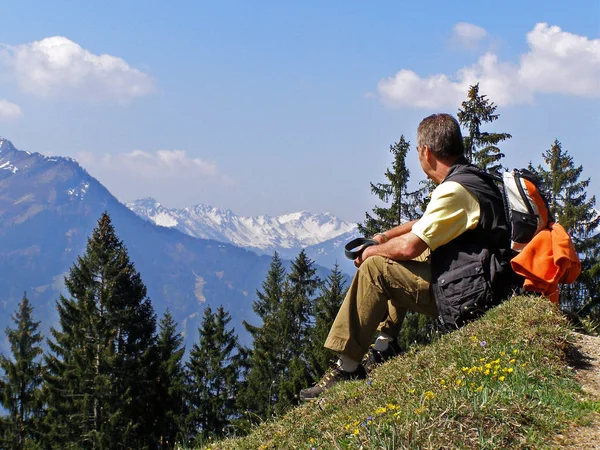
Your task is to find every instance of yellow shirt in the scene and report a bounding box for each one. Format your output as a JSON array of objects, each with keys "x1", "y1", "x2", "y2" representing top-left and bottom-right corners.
[{"x1": 411, "y1": 181, "x2": 480, "y2": 251}]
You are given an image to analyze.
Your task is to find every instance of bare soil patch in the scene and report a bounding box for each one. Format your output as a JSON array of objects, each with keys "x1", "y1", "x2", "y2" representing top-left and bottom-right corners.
[{"x1": 554, "y1": 332, "x2": 600, "y2": 449}]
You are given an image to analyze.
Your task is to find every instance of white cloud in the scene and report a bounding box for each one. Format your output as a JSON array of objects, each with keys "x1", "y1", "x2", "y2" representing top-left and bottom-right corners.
[
  {"x1": 0, "y1": 99, "x2": 22, "y2": 120},
  {"x1": 1, "y1": 36, "x2": 155, "y2": 102},
  {"x1": 76, "y1": 149, "x2": 233, "y2": 205},
  {"x1": 378, "y1": 23, "x2": 600, "y2": 108},
  {"x1": 77, "y1": 149, "x2": 226, "y2": 180},
  {"x1": 452, "y1": 22, "x2": 488, "y2": 49}
]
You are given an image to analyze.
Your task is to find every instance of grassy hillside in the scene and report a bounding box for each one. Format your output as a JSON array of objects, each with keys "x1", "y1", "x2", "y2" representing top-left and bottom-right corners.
[{"x1": 199, "y1": 296, "x2": 599, "y2": 449}]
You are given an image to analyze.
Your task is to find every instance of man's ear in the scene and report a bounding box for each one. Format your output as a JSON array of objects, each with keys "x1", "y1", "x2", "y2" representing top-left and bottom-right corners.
[
  {"x1": 423, "y1": 145, "x2": 437, "y2": 169},
  {"x1": 423, "y1": 145, "x2": 432, "y2": 162}
]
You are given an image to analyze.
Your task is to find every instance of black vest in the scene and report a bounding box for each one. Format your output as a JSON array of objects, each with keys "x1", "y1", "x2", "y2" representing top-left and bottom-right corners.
[{"x1": 430, "y1": 158, "x2": 513, "y2": 329}]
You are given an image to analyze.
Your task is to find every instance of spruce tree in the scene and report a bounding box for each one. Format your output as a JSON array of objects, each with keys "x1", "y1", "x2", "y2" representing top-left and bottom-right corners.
[
  {"x1": 275, "y1": 250, "x2": 320, "y2": 414},
  {"x1": 531, "y1": 140, "x2": 600, "y2": 313},
  {"x1": 457, "y1": 83, "x2": 511, "y2": 173},
  {"x1": 308, "y1": 263, "x2": 347, "y2": 379},
  {"x1": 240, "y1": 253, "x2": 287, "y2": 421},
  {"x1": 0, "y1": 294, "x2": 44, "y2": 449},
  {"x1": 186, "y1": 306, "x2": 242, "y2": 444},
  {"x1": 358, "y1": 136, "x2": 422, "y2": 237},
  {"x1": 44, "y1": 212, "x2": 158, "y2": 449},
  {"x1": 155, "y1": 310, "x2": 186, "y2": 448}
]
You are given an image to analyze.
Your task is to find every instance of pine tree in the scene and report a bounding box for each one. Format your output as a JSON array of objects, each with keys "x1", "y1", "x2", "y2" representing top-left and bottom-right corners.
[
  {"x1": 186, "y1": 306, "x2": 242, "y2": 444},
  {"x1": 531, "y1": 140, "x2": 600, "y2": 313},
  {"x1": 155, "y1": 310, "x2": 186, "y2": 449},
  {"x1": 44, "y1": 212, "x2": 159, "y2": 449},
  {"x1": 308, "y1": 263, "x2": 347, "y2": 379},
  {"x1": 358, "y1": 136, "x2": 422, "y2": 237},
  {"x1": 457, "y1": 83, "x2": 512, "y2": 173},
  {"x1": 240, "y1": 253, "x2": 287, "y2": 421},
  {"x1": 275, "y1": 251, "x2": 321, "y2": 414},
  {"x1": 0, "y1": 294, "x2": 44, "y2": 449}
]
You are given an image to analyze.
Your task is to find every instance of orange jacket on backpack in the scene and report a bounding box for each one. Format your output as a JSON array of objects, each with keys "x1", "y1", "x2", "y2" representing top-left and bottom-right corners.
[{"x1": 510, "y1": 222, "x2": 581, "y2": 304}]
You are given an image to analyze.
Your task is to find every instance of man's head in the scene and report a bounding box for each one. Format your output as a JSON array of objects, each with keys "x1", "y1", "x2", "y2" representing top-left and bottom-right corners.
[
  {"x1": 416, "y1": 113, "x2": 464, "y2": 160},
  {"x1": 416, "y1": 113, "x2": 464, "y2": 183}
]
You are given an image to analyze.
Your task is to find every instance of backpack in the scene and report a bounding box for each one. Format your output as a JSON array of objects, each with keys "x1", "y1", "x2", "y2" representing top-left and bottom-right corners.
[{"x1": 496, "y1": 169, "x2": 553, "y2": 253}]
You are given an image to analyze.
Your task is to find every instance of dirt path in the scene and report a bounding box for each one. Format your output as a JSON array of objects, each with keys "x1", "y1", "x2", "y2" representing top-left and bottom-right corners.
[{"x1": 553, "y1": 332, "x2": 600, "y2": 449}]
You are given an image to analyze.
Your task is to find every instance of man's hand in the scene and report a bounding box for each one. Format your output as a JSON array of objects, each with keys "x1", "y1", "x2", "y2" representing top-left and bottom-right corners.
[{"x1": 354, "y1": 244, "x2": 377, "y2": 268}]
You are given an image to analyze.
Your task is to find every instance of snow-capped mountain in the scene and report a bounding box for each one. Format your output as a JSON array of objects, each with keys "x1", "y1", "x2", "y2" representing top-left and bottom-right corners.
[{"x1": 127, "y1": 197, "x2": 359, "y2": 254}]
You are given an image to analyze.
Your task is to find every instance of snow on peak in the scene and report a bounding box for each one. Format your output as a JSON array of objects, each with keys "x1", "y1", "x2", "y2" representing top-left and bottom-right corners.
[
  {"x1": 0, "y1": 137, "x2": 14, "y2": 153},
  {"x1": 127, "y1": 200, "x2": 357, "y2": 251}
]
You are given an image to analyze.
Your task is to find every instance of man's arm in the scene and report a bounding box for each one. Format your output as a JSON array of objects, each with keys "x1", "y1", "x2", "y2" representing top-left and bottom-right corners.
[
  {"x1": 356, "y1": 231, "x2": 428, "y2": 266},
  {"x1": 372, "y1": 219, "x2": 419, "y2": 244}
]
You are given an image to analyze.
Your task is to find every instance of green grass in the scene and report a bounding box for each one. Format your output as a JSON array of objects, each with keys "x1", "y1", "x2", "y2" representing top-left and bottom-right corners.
[{"x1": 196, "y1": 296, "x2": 600, "y2": 449}]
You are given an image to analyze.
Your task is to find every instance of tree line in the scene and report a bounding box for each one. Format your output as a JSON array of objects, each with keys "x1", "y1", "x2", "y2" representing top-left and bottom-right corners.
[
  {"x1": 0, "y1": 212, "x2": 346, "y2": 449},
  {"x1": 0, "y1": 84, "x2": 598, "y2": 449}
]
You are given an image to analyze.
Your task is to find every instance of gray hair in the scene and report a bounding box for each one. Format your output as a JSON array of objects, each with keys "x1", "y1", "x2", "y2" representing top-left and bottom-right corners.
[{"x1": 416, "y1": 113, "x2": 464, "y2": 159}]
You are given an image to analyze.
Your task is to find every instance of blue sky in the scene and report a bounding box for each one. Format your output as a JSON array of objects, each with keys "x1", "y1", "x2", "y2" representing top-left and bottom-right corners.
[{"x1": 0, "y1": 1, "x2": 598, "y2": 222}]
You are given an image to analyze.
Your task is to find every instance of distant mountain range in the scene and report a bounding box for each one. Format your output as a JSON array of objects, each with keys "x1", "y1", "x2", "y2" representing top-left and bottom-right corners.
[
  {"x1": 127, "y1": 198, "x2": 360, "y2": 273},
  {"x1": 0, "y1": 136, "x2": 345, "y2": 352}
]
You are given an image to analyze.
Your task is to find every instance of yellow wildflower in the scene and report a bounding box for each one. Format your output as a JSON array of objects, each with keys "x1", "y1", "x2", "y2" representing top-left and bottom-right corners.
[
  {"x1": 484, "y1": 369, "x2": 490, "y2": 375},
  {"x1": 375, "y1": 407, "x2": 387, "y2": 415},
  {"x1": 507, "y1": 367, "x2": 514, "y2": 373},
  {"x1": 513, "y1": 349, "x2": 519, "y2": 355},
  {"x1": 499, "y1": 376, "x2": 506, "y2": 382},
  {"x1": 509, "y1": 359, "x2": 516, "y2": 364},
  {"x1": 310, "y1": 438, "x2": 315, "y2": 444},
  {"x1": 409, "y1": 389, "x2": 416, "y2": 394},
  {"x1": 440, "y1": 379, "x2": 446, "y2": 385},
  {"x1": 500, "y1": 351, "x2": 506, "y2": 356},
  {"x1": 474, "y1": 385, "x2": 483, "y2": 392},
  {"x1": 471, "y1": 335, "x2": 478, "y2": 342},
  {"x1": 485, "y1": 363, "x2": 492, "y2": 369},
  {"x1": 456, "y1": 379, "x2": 463, "y2": 386},
  {"x1": 521, "y1": 362, "x2": 527, "y2": 367},
  {"x1": 424, "y1": 391, "x2": 435, "y2": 400},
  {"x1": 353, "y1": 428, "x2": 360, "y2": 435}
]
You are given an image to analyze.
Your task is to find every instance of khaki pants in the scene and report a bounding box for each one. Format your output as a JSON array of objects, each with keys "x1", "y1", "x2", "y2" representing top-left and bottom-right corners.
[{"x1": 324, "y1": 253, "x2": 437, "y2": 362}]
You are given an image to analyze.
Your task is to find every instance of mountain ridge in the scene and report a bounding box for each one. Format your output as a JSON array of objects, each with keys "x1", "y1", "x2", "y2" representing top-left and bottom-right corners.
[{"x1": 127, "y1": 197, "x2": 358, "y2": 251}]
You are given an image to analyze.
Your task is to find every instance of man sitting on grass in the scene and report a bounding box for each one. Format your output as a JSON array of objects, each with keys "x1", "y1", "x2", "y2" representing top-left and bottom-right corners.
[{"x1": 300, "y1": 113, "x2": 517, "y2": 401}]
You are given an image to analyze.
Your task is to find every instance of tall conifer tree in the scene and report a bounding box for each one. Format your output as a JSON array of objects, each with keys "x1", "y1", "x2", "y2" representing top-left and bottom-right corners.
[
  {"x1": 308, "y1": 263, "x2": 347, "y2": 379},
  {"x1": 0, "y1": 294, "x2": 44, "y2": 449},
  {"x1": 240, "y1": 253, "x2": 287, "y2": 421},
  {"x1": 275, "y1": 251, "x2": 320, "y2": 414},
  {"x1": 44, "y1": 212, "x2": 158, "y2": 449},
  {"x1": 457, "y1": 83, "x2": 511, "y2": 173},
  {"x1": 358, "y1": 136, "x2": 421, "y2": 237},
  {"x1": 186, "y1": 306, "x2": 242, "y2": 444},
  {"x1": 155, "y1": 310, "x2": 186, "y2": 448},
  {"x1": 531, "y1": 140, "x2": 600, "y2": 312}
]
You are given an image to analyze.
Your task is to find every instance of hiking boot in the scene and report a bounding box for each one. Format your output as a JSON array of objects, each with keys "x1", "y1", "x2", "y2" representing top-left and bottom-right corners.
[
  {"x1": 362, "y1": 341, "x2": 404, "y2": 373},
  {"x1": 299, "y1": 364, "x2": 367, "y2": 401}
]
